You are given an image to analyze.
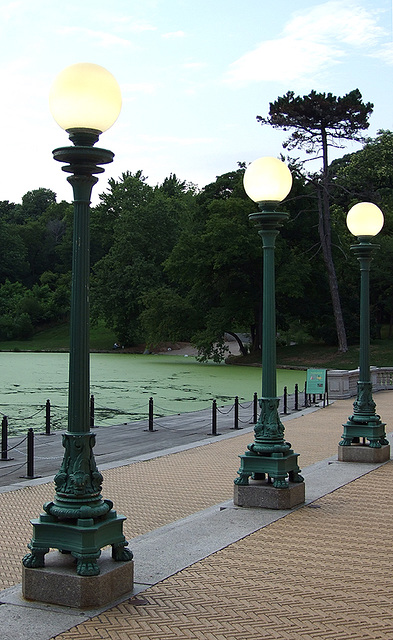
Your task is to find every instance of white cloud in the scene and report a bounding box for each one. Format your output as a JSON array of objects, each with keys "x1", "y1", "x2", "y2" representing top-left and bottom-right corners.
[
  {"x1": 105, "y1": 16, "x2": 157, "y2": 34},
  {"x1": 58, "y1": 26, "x2": 133, "y2": 48},
  {"x1": 0, "y1": 1, "x2": 23, "y2": 22},
  {"x1": 373, "y1": 42, "x2": 393, "y2": 65},
  {"x1": 162, "y1": 30, "x2": 186, "y2": 39},
  {"x1": 224, "y1": 1, "x2": 386, "y2": 87},
  {"x1": 225, "y1": 37, "x2": 343, "y2": 86},
  {"x1": 284, "y1": 1, "x2": 384, "y2": 47}
]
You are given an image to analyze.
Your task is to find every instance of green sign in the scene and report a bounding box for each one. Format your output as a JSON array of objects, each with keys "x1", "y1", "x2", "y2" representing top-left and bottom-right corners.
[{"x1": 306, "y1": 369, "x2": 327, "y2": 394}]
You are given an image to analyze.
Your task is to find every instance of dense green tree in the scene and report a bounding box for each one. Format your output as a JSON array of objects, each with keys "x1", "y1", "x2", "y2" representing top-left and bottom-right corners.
[
  {"x1": 18, "y1": 188, "x2": 57, "y2": 222},
  {"x1": 257, "y1": 89, "x2": 373, "y2": 352},
  {"x1": 135, "y1": 163, "x2": 326, "y2": 360},
  {"x1": 139, "y1": 286, "x2": 199, "y2": 347},
  {"x1": 0, "y1": 200, "x2": 18, "y2": 223},
  {"x1": 331, "y1": 130, "x2": 393, "y2": 214},
  {"x1": 163, "y1": 190, "x2": 260, "y2": 360},
  {"x1": 329, "y1": 131, "x2": 393, "y2": 336},
  {"x1": 91, "y1": 172, "x2": 188, "y2": 344},
  {"x1": 0, "y1": 219, "x2": 29, "y2": 283}
]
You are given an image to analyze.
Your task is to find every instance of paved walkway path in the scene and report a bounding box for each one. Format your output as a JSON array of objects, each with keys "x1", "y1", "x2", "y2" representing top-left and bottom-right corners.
[{"x1": 1, "y1": 392, "x2": 392, "y2": 639}]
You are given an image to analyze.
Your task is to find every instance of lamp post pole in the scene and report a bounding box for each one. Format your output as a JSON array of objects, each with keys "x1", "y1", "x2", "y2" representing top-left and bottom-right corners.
[
  {"x1": 234, "y1": 158, "x2": 304, "y2": 508},
  {"x1": 23, "y1": 65, "x2": 133, "y2": 578},
  {"x1": 340, "y1": 203, "x2": 389, "y2": 456},
  {"x1": 249, "y1": 205, "x2": 291, "y2": 462}
]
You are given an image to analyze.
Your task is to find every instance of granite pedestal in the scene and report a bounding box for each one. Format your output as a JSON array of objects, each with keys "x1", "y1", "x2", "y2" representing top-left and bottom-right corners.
[
  {"x1": 22, "y1": 549, "x2": 134, "y2": 609},
  {"x1": 338, "y1": 443, "x2": 390, "y2": 463},
  {"x1": 234, "y1": 479, "x2": 305, "y2": 509}
]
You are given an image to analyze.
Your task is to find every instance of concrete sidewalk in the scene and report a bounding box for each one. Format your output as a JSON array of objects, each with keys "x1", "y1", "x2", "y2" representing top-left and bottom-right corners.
[{"x1": 1, "y1": 392, "x2": 393, "y2": 640}]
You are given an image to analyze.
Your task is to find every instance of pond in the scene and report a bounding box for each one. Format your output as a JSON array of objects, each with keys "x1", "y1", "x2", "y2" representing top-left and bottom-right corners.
[{"x1": 0, "y1": 352, "x2": 306, "y2": 435}]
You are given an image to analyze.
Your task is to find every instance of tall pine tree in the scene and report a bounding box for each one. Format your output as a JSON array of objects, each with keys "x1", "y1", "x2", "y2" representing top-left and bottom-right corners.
[{"x1": 257, "y1": 89, "x2": 373, "y2": 352}]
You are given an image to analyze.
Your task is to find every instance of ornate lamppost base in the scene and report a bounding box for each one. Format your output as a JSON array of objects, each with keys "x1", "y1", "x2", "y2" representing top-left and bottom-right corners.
[
  {"x1": 339, "y1": 415, "x2": 388, "y2": 447},
  {"x1": 339, "y1": 382, "x2": 390, "y2": 461},
  {"x1": 339, "y1": 414, "x2": 390, "y2": 462},
  {"x1": 234, "y1": 397, "x2": 305, "y2": 508},
  {"x1": 234, "y1": 448, "x2": 304, "y2": 487},
  {"x1": 23, "y1": 431, "x2": 133, "y2": 577},
  {"x1": 22, "y1": 508, "x2": 133, "y2": 577},
  {"x1": 235, "y1": 396, "x2": 303, "y2": 475}
]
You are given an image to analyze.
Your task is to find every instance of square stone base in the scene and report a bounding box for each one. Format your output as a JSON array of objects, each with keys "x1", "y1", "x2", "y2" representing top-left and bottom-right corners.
[
  {"x1": 338, "y1": 443, "x2": 390, "y2": 463},
  {"x1": 22, "y1": 549, "x2": 134, "y2": 609},
  {"x1": 234, "y1": 480, "x2": 305, "y2": 509}
]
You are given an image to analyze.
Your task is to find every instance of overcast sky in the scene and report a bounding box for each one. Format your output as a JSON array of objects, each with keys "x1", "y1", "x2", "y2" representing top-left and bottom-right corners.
[{"x1": 0, "y1": 0, "x2": 392, "y2": 204}]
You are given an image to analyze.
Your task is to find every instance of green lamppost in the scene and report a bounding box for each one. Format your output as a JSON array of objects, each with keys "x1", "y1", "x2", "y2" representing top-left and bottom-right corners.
[
  {"x1": 234, "y1": 157, "x2": 304, "y2": 509},
  {"x1": 339, "y1": 202, "x2": 390, "y2": 462},
  {"x1": 23, "y1": 63, "x2": 133, "y2": 577}
]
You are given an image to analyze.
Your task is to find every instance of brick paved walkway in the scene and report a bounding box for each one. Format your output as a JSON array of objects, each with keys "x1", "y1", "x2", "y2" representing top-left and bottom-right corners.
[
  {"x1": 53, "y1": 462, "x2": 393, "y2": 640},
  {"x1": 1, "y1": 392, "x2": 392, "y2": 639}
]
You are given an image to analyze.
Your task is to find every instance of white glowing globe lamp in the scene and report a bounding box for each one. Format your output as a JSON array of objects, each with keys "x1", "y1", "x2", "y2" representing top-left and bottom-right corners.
[
  {"x1": 49, "y1": 63, "x2": 122, "y2": 133},
  {"x1": 346, "y1": 202, "x2": 384, "y2": 237},
  {"x1": 243, "y1": 157, "x2": 292, "y2": 204}
]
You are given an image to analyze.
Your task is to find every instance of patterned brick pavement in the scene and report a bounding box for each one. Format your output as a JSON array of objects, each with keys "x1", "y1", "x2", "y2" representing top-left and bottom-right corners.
[
  {"x1": 1, "y1": 393, "x2": 392, "y2": 639},
  {"x1": 52, "y1": 462, "x2": 393, "y2": 640}
]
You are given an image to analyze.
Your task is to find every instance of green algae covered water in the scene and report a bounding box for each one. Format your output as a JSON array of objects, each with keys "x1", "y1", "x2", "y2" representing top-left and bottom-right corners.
[{"x1": 0, "y1": 352, "x2": 306, "y2": 435}]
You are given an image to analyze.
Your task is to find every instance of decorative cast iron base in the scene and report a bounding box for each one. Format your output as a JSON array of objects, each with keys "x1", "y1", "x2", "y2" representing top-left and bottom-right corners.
[
  {"x1": 339, "y1": 415, "x2": 388, "y2": 448},
  {"x1": 235, "y1": 396, "x2": 304, "y2": 490},
  {"x1": 22, "y1": 510, "x2": 132, "y2": 576},
  {"x1": 339, "y1": 381, "x2": 389, "y2": 448},
  {"x1": 23, "y1": 431, "x2": 132, "y2": 576},
  {"x1": 234, "y1": 449, "x2": 304, "y2": 489}
]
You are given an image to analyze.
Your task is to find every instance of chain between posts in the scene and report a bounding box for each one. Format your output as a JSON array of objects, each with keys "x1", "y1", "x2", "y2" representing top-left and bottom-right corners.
[{"x1": 0, "y1": 386, "x2": 318, "y2": 478}]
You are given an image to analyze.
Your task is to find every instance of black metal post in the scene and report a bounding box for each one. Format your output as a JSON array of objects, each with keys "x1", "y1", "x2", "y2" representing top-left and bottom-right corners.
[
  {"x1": 253, "y1": 392, "x2": 258, "y2": 423},
  {"x1": 148, "y1": 397, "x2": 154, "y2": 432},
  {"x1": 26, "y1": 428, "x2": 34, "y2": 479},
  {"x1": 294, "y1": 384, "x2": 299, "y2": 411},
  {"x1": 45, "y1": 399, "x2": 51, "y2": 435},
  {"x1": 283, "y1": 386, "x2": 288, "y2": 414},
  {"x1": 90, "y1": 394, "x2": 95, "y2": 428},
  {"x1": 212, "y1": 399, "x2": 217, "y2": 435},
  {"x1": 234, "y1": 396, "x2": 239, "y2": 430},
  {"x1": 1, "y1": 416, "x2": 9, "y2": 460}
]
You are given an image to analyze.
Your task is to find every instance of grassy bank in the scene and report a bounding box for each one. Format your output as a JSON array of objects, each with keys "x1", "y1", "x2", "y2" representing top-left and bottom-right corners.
[
  {"x1": 229, "y1": 339, "x2": 393, "y2": 370},
  {"x1": 276, "y1": 341, "x2": 393, "y2": 370},
  {"x1": 0, "y1": 322, "x2": 117, "y2": 352}
]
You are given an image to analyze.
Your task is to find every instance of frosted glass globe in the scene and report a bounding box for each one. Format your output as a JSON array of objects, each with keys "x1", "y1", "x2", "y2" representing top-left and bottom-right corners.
[
  {"x1": 346, "y1": 202, "x2": 384, "y2": 237},
  {"x1": 243, "y1": 157, "x2": 292, "y2": 203},
  {"x1": 49, "y1": 63, "x2": 122, "y2": 133}
]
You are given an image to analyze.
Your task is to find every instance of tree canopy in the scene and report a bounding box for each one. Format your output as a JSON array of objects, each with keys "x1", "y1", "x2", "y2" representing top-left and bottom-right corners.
[
  {"x1": 0, "y1": 129, "x2": 392, "y2": 359},
  {"x1": 257, "y1": 89, "x2": 373, "y2": 156}
]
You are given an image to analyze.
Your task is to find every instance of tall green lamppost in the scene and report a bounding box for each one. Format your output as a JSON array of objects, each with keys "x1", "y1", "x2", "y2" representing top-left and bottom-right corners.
[
  {"x1": 234, "y1": 157, "x2": 305, "y2": 509},
  {"x1": 23, "y1": 64, "x2": 133, "y2": 580},
  {"x1": 339, "y1": 202, "x2": 390, "y2": 462}
]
